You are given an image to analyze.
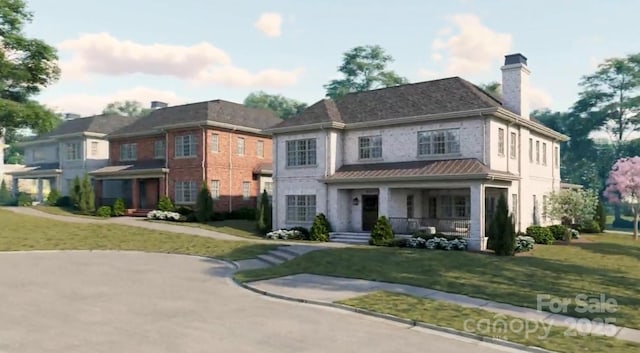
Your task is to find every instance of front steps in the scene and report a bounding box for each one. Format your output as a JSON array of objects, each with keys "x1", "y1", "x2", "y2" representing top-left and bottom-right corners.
[
  {"x1": 329, "y1": 232, "x2": 370, "y2": 245},
  {"x1": 238, "y1": 245, "x2": 321, "y2": 270}
]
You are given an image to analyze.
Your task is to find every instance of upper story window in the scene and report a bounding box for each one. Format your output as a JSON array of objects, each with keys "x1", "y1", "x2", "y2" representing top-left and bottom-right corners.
[
  {"x1": 120, "y1": 143, "x2": 137, "y2": 161},
  {"x1": 510, "y1": 132, "x2": 517, "y2": 159},
  {"x1": 542, "y1": 142, "x2": 547, "y2": 166},
  {"x1": 65, "y1": 142, "x2": 81, "y2": 161},
  {"x1": 535, "y1": 140, "x2": 540, "y2": 164},
  {"x1": 286, "y1": 138, "x2": 316, "y2": 167},
  {"x1": 554, "y1": 146, "x2": 559, "y2": 168},
  {"x1": 498, "y1": 128, "x2": 505, "y2": 156},
  {"x1": 528, "y1": 138, "x2": 533, "y2": 163},
  {"x1": 154, "y1": 140, "x2": 165, "y2": 159},
  {"x1": 418, "y1": 129, "x2": 460, "y2": 156},
  {"x1": 175, "y1": 135, "x2": 197, "y2": 158},
  {"x1": 32, "y1": 148, "x2": 44, "y2": 162},
  {"x1": 90, "y1": 142, "x2": 99, "y2": 157},
  {"x1": 211, "y1": 133, "x2": 219, "y2": 153},
  {"x1": 358, "y1": 135, "x2": 382, "y2": 160},
  {"x1": 257, "y1": 140, "x2": 264, "y2": 158},
  {"x1": 237, "y1": 137, "x2": 245, "y2": 156}
]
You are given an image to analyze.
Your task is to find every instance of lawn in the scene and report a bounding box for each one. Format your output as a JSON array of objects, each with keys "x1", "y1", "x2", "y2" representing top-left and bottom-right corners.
[
  {"x1": 340, "y1": 292, "x2": 639, "y2": 353},
  {"x1": 0, "y1": 209, "x2": 276, "y2": 260},
  {"x1": 149, "y1": 219, "x2": 262, "y2": 239},
  {"x1": 236, "y1": 233, "x2": 640, "y2": 329},
  {"x1": 33, "y1": 205, "x2": 106, "y2": 219}
]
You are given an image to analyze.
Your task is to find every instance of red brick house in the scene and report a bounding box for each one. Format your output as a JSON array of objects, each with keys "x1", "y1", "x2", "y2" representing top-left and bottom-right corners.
[{"x1": 90, "y1": 100, "x2": 281, "y2": 213}]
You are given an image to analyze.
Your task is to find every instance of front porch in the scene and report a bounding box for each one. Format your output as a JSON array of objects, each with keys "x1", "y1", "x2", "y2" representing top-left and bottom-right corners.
[{"x1": 6, "y1": 164, "x2": 62, "y2": 202}]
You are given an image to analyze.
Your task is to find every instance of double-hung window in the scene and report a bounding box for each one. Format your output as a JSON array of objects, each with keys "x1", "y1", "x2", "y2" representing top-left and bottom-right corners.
[
  {"x1": 154, "y1": 140, "x2": 165, "y2": 159},
  {"x1": 175, "y1": 135, "x2": 197, "y2": 158},
  {"x1": 120, "y1": 143, "x2": 137, "y2": 161},
  {"x1": 510, "y1": 132, "x2": 517, "y2": 159},
  {"x1": 257, "y1": 140, "x2": 264, "y2": 158},
  {"x1": 358, "y1": 136, "x2": 382, "y2": 160},
  {"x1": 210, "y1": 180, "x2": 220, "y2": 199},
  {"x1": 286, "y1": 195, "x2": 316, "y2": 222},
  {"x1": 175, "y1": 181, "x2": 197, "y2": 203},
  {"x1": 65, "y1": 142, "x2": 81, "y2": 161},
  {"x1": 286, "y1": 139, "x2": 316, "y2": 167},
  {"x1": 498, "y1": 128, "x2": 505, "y2": 156},
  {"x1": 418, "y1": 129, "x2": 460, "y2": 156}
]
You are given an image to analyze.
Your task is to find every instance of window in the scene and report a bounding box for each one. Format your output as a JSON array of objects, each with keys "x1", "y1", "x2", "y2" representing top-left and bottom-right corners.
[
  {"x1": 242, "y1": 181, "x2": 251, "y2": 200},
  {"x1": 359, "y1": 135, "x2": 382, "y2": 160},
  {"x1": 32, "y1": 148, "x2": 44, "y2": 162},
  {"x1": 286, "y1": 139, "x2": 317, "y2": 167},
  {"x1": 65, "y1": 142, "x2": 81, "y2": 161},
  {"x1": 286, "y1": 195, "x2": 316, "y2": 223},
  {"x1": 554, "y1": 146, "x2": 559, "y2": 168},
  {"x1": 211, "y1": 133, "x2": 219, "y2": 153},
  {"x1": 257, "y1": 140, "x2": 264, "y2": 158},
  {"x1": 439, "y1": 195, "x2": 469, "y2": 218},
  {"x1": 210, "y1": 180, "x2": 220, "y2": 199},
  {"x1": 154, "y1": 140, "x2": 165, "y2": 159},
  {"x1": 175, "y1": 181, "x2": 197, "y2": 204},
  {"x1": 406, "y1": 195, "x2": 414, "y2": 219},
  {"x1": 428, "y1": 197, "x2": 437, "y2": 218},
  {"x1": 175, "y1": 135, "x2": 197, "y2": 158},
  {"x1": 512, "y1": 194, "x2": 518, "y2": 226},
  {"x1": 91, "y1": 142, "x2": 99, "y2": 157},
  {"x1": 528, "y1": 138, "x2": 533, "y2": 163},
  {"x1": 418, "y1": 129, "x2": 460, "y2": 156},
  {"x1": 498, "y1": 128, "x2": 505, "y2": 156},
  {"x1": 264, "y1": 182, "x2": 273, "y2": 195},
  {"x1": 510, "y1": 132, "x2": 517, "y2": 159},
  {"x1": 119, "y1": 143, "x2": 137, "y2": 161},
  {"x1": 535, "y1": 141, "x2": 540, "y2": 164},
  {"x1": 542, "y1": 142, "x2": 547, "y2": 165},
  {"x1": 237, "y1": 137, "x2": 245, "y2": 156}
]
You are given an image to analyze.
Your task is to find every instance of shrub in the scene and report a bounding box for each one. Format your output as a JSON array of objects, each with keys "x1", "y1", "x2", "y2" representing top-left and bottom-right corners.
[
  {"x1": 111, "y1": 198, "x2": 126, "y2": 216},
  {"x1": 230, "y1": 207, "x2": 257, "y2": 220},
  {"x1": 77, "y1": 174, "x2": 95, "y2": 214},
  {"x1": 0, "y1": 180, "x2": 12, "y2": 205},
  {"x1": 265, "y1": 229, "x2": 302, "y2": 240},
  {"x1": 309, "y1": 213, "x2": 331, "y2": 241},
  {"x1": 579, "y1": 219, "x2": 601, "y2": 233},
  {"x1": 96, "y1": 206, "x2": 112, "y2": 218},
  {"x1": 515, "y1": 236, "x2": 535, "y2": 253},
  {"x1": 569, "y1": 229, "x2": 580, "y2": 239},
  {"x1": 595, "y1": 200, "x2": 606, "y2": 232},
  {"x1": 56, "y1": 196, "x2": 72, "y2": 207},
  {"x1": 157, "y1": 196, "x2": 175, "y2": 212},
  {"x1": 70, "y1": 176, "x2": 81, "y2": 209},
  {"x1": 195, "y1": 182, "x2": 214, "y2": 223},
  {"x1": 45, "y1": 189, "x2": 60, "y2": 206},
  {"x1": 413, "y1": 232, "x2": 462, "y2": 242},
  {"x1": 487, "y1": 194, "x2": 516, "y2": 255},
  {"x1": 146, "y1": 210, "x2": 182, "y2": 221},
  {"x1": 526, "y1": 225, "x2": 554, "y2": 245},
  {"x1": 17, "y1": 192, "x2": 33, "y2": 207},
  {"x1": 387, "y1": 238, "x2": 409, "y2": 247},
  {"x1": 175, "y1": 206, "x2": 194, "y2": 216},
  {"x1": 211, "y1": 212, "x2": 227, "y2": 221},
  {"x1": 547, "y1": 224, "x2": 569, "y2": 241},
  {"x1": 289, "y1": 226, "x2": 310, "y2": 240},
  {"x1": 256, "y1": 190, "x2": 272, "y2": 234},
  {"x1": 369, "y1": 216, "x2": 394, "y2": 246}
]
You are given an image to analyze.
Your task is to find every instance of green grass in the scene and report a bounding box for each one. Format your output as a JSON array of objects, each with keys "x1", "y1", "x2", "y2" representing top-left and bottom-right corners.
[
  {"x1": 149, "y1": 219, "x2": 262, "y2": 239},
  {"x1": 33, "y1": 205, "x2": 105, "y2": 219},
  {"x1": 0, "y1": 209, "x2": 276, "y2": 260},
  {"x1": 236, "y1": 233, "x2": 640, "y2": 329},
  {"x1": 340, "y1": 292, "x2": 639, "y2": 353}
]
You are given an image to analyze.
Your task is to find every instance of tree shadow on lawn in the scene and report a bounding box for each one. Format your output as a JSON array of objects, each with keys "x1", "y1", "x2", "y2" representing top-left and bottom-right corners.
[{"x1": 572, "y1": 241, "x2": 640, "y2": 260}]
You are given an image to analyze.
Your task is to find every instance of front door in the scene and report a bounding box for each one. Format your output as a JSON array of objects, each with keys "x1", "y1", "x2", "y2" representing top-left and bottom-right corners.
[
  {"x1": 362, "y1": 195, "x2": 379, "y2": 231},
  {"x1": 139, "y1": 180, "x2": 146, "y2": 209}
]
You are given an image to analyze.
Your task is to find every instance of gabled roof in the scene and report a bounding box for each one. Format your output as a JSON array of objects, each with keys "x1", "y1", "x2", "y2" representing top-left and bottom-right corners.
[
  {"x1": 109, "y1": 100, "x2": 282, "y2": 138},
  {"x1": 39, "y1": 114, "x2": 135, "y2": 138},
  {"x1": 324, "y1": 159, "x2": 517, "y2": 183},
  {"x1": 272, "y1": 77, "x2": 501, "y2": 129}
]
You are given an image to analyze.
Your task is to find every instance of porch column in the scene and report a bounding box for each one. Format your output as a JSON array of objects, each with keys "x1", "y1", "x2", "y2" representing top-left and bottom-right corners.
[
  {"x1": 469, "y1": 183, "x2": 486, "y2": 251},
  {"x1": 36, "y1": 178, "x2": 43, "y2": 202},
  {"x1": 159, "y1": 176, "x2": 167, "y2": 197},
  {"x1": 378, "y1": 186, "x2": 390, "y2": 218},
  {"x1": 12, "y1": 177, "x2": 19, "y2": 197},
  {"x1": 131, "y1": 178, "x2": 139, "y2": 209}
]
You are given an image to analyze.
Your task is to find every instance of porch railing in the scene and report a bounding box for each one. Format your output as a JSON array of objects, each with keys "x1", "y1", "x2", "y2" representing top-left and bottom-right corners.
[{"x1": 388, "y1": 217, "x2": 471, "y2": 238}]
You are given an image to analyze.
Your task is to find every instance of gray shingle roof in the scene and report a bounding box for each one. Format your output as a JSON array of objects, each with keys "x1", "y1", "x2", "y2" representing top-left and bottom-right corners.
[
  {"x1": 39, "y1": 114, "x2": 136, "y2": 138},
  {"x1": 273, "y1": 77, "x2": 501, "y2": 129},
  {"x1": 109, "y1": 100, "x2": 282, "y2": 137},
  {"x1": 90, "y1": 160, "x2": 166, "y2": 176}
]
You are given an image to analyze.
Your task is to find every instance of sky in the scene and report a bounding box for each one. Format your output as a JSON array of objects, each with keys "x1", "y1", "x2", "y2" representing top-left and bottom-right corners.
[{"x1": 22, "y1": 0, "x2": 640, "y2": 117}]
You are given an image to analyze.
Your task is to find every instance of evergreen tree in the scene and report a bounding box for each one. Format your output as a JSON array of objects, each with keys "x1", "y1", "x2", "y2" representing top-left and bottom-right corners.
[
  {"x1": 256, "y1": 190, "x2": 272, "y2": 233},
  {"x1": 310, "y1": 213, "x2": 331, "y2": 241},
  {"x1": 595, "y1": 200, "x2": 607, "y2": 232},
  {"x1": 77, "y1": 174, "x2": 95, "y2": 214},
  {"x1": 369, "y1": 216, "x2": 394, "y2": 246},
  {"x1": 195, "y1": 182, "x2": 213, "y2": 223},
  {"x1": 487, "y1": 194, "x2": 516, "y2": 256},
  {"x1": 157, "y1": 196, "x2": 174, "y2": 211},
  {"x1": 70, "y1": 176, "x2": 81, "y2": 209},
  {"x1": 0, "y1": 180, "x2": 11, "y2": 205}
]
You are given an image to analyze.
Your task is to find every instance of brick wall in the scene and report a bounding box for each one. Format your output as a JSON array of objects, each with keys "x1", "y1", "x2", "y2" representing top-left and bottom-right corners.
[{"x1": 109, "y1": 134, "x2": 165, "y2": 165}]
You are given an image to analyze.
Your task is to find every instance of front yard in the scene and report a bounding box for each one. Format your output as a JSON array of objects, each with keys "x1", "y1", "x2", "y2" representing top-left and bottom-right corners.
[
  {"x1": 236, "y1": 232, "x2": 640, "y2": 329},
  {"x1": 0, "y1": 210, "x2": 276, "y2": 260}
]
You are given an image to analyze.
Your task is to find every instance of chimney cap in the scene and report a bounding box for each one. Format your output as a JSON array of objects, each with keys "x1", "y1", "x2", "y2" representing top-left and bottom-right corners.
[{"x1": 504, "y1": 53, "x2": 528, "y2": 66}]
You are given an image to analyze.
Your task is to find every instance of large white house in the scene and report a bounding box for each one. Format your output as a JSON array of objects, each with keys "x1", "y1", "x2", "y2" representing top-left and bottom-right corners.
[
  {"x1": 7, "y1": 114, "x2": 135, "y2": 201},
  {"x1": 267, "y1": 53, "x2": 568, "y2": 250}
]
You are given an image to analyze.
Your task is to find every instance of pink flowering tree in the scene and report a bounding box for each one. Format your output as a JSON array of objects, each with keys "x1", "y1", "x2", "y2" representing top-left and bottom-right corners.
[{"x1": 604, "y1": 157, "x2": 640, "y2": 240}]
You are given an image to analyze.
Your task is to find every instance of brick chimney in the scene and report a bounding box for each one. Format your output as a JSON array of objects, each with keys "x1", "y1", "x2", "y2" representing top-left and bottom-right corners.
[{"x1": 501, "y1": 53, "x2": 530, "y2": 119}]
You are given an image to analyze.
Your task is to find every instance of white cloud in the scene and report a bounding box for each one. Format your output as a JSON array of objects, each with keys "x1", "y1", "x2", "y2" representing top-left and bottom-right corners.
[
  {"x1": 529, "y1": 86, "x2": 553, "y2": 110},
  {"x1": 57, "y1": 32, "x2": 302, "y2": 88},
  {"x1": 43, "y1": 87, "x2": 187, "y2": 116},
  {"x1": 254, "y1": 12, "x2": 283, "y2": 38}
]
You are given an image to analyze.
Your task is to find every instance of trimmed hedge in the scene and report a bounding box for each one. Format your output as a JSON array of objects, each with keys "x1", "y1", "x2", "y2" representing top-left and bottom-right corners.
[
  {"x1": 526, "y1": 225, "x2": 554, "y2": 245},
  {"x1": 547, "y1": 224, "x2": 568, "y2": 241}
]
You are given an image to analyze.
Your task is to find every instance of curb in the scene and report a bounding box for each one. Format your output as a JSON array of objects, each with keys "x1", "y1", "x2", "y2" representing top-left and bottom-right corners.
[{"x1": 233, "y1": 278, "x2": 557, "y2": 353}]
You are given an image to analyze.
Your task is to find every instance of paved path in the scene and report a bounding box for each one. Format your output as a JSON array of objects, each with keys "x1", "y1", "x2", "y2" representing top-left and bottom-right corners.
[{"x1": 0, "y1": 251, "x2": 525, "y2": 353}]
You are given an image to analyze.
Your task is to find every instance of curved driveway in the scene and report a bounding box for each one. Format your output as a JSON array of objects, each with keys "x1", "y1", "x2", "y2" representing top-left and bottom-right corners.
[{"x1": 0, "y1": 251, "x2": 522, "y2": 353}]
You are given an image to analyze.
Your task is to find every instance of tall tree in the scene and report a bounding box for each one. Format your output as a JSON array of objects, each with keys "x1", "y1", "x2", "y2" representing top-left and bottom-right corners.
[
  {"x1": 324, "y1": 45, "x2": 408, "y2": 99},
  {"x1": 102, "y1": 100, "x2": 151, "y2": 117},
  {"x1": 604, "y1": 156, "x2": 640, "y2": 240},
  {"x1": 0, "y1": 0, "x2": 60, "y2": 137},
  {"x1": 243, "y1": 91, "x2": 307, "y2": 120},
  {"x1": 573, "y1": 53, "x2": 640, "y2": 154}
]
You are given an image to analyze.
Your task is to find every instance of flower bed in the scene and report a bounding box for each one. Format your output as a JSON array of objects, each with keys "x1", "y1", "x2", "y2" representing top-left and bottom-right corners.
[
  {"x1": 265, "y1": 229, "x2": 302, "y2": 240},
  {"x1": 406, "y1": 236, "x2": 467, "y2": 251},
  {"x1": 147, "y1": 210, "x2": 182, "y2": 221}
]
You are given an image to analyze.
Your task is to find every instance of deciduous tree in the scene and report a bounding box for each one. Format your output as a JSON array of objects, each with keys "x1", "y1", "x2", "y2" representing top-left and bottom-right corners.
[
  {"x1": 604, "y1": 156, "x2": 640, "y2": 240},
  {"x1": 244, "y1": 91, "x2": 307, "y2": 120},
  {"x1": 544, "y1": 189, "x2": 598, "y2": 226},
  {"x1": 102, "y1": 100, "x2": 151, "y2": 117}
]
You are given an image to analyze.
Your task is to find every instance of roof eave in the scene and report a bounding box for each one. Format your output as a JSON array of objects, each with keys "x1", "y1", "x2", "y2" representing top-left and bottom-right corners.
[
  {"x1": 7, "y1": 169, "x2": 63, "y2": 177},
  {"x1": 322, "y1": 173, "x2": 519, "y2": 184},
  {"x1": 493, "y1": 108, "x2": 570, "y2": 141},
  {"x1": 89, "y1": 168, "x2": 169, "y2": 178},
  {"x1": 265, "y1": 121, "x2": 346, "y2": 134}
]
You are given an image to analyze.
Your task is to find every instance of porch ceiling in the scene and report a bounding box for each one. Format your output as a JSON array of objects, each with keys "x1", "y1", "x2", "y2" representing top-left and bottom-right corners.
[
  {"x1": 6, "y1": 164, "x2": 62, "y2": 178},
  {"x1": 323, "y1": 158, "x2": 518, "y2": 183}
]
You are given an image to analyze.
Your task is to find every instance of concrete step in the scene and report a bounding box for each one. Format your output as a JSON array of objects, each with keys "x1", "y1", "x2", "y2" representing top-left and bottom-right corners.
[
  {"x1": 267, "y1": 249, "x2": 297, "y2": 262},
  {"x1": 256, "y1": 254, "x2": 285, "y2": 266},
  {"x1": 329, "y1": 233, "x2": 370, "y2": 245},
  {"x1": 278, "y1": 245, "x2": 322, "y2": 256}
]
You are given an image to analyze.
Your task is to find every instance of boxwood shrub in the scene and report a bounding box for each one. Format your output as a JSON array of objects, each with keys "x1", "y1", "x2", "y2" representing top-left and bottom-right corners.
[{"x1": 526, "y1": 225, "x2": 554, "y2": 245}]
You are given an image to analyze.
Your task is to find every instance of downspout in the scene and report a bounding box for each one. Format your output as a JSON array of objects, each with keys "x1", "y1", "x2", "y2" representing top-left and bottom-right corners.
[
  {"x1": 273, "y1": 135, "x2": 278, "y2": 227},
  {"x1": 517, "y1": 126, "x2": 523, "y2": 232},
  {"x1": 164, "y1": 130, "x2": 169, "y2": 197},
  {"x1": 481, "y1": 113, "x2": 486, "y2": 164},
  {"x1": 322, "y1": 124, "x2": 330, "y2": 217},
  {"x1": 202, "y1": 126, "x2": 207, "y2": 183}
]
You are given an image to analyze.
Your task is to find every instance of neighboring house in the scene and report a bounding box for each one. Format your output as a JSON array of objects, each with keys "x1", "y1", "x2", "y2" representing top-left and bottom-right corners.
[
  {"x1": 90, "y1": 100, "x2": 281, "y2": 212},
  {"x1": 7, "y1": 114, "x2": 135, "y2": 201},
  {"x1": 267, "y1": 53, "x2": 568, "y2": 250}
]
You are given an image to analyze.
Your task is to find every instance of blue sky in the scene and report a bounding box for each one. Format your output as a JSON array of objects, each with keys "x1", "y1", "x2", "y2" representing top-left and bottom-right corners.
[{"x1": 23, "y1": 0, "x2": 640, "y2": 116}]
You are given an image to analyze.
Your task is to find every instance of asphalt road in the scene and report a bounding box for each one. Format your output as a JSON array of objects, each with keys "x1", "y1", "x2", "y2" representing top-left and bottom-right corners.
[{"x1": 0, "y1": 251, "x2": 524, "y2": 353}]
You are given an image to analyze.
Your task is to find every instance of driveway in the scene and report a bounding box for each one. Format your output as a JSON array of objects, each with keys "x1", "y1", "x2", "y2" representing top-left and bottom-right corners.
[{"x1": 0, "y1": 251, "x2": 524, "y2": 353}]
